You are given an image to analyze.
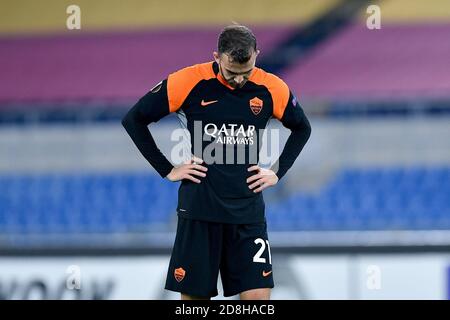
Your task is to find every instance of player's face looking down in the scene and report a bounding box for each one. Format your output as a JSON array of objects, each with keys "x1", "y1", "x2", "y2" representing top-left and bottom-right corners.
[{"x1": 214, "y1": 50, "x2": 259, "y2": 88}]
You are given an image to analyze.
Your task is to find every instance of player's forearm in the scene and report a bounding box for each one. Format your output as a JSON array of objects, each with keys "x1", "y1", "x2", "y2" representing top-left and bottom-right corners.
[
  {"x1": 122, "y1": 105, "x2": 174, "y2": 178},
  {"x1": 272, "y1": 113, "x2": 311, "y2": 180}
]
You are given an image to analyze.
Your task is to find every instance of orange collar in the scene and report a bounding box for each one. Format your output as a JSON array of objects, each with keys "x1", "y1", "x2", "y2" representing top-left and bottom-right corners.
[
  {"x1": 216, "y1": 72, "x2": 235, "y2": 90},
  {"x1": 216, "y1": 67, "x2": 258, "y2": 90}
]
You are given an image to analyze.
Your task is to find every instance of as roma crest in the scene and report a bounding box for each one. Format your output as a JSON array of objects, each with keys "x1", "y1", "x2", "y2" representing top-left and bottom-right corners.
[
  {"x1": 249, "y1": 97, "x2": 263, "y2": 115},
  {"x1": 174, "y1": 267, "x2": 186, "y2": 282}
]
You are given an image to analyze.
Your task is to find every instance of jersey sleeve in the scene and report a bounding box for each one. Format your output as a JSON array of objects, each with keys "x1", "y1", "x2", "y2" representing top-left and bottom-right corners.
[
  {"x1": 270, "y1": 76, "x2": 290, "y2": 120},
  {"x1": 271, "y1": 89, "x2": 312, "y2": 180},
  {"x1": 121, "y1": 79, "x2": 174, "y2": 178},
  {"x1": 167, "y1": 63, "x2": 216, "y2": 112},
  {"x1": 133, "y1": 79, "x2": 171, "y2": 121},
  {"x1": 122, "y1": 62, "x2": 215, "y2": 178}
]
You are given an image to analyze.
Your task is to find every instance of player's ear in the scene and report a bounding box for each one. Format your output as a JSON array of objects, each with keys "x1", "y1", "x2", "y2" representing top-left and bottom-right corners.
[{"x1": 213, "y1": 51, "x2": 220, "y2": 64}]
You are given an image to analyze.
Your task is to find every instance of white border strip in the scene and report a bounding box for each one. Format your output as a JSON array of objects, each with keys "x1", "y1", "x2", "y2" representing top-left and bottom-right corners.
[{"x1": 2, "y1": 230, "x2": 450, "y2": 249}]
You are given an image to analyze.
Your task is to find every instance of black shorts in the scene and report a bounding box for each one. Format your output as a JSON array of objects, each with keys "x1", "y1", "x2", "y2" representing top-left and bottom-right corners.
[{"x1": 165, "y1": 216, "x2": 274, "y2": 298}]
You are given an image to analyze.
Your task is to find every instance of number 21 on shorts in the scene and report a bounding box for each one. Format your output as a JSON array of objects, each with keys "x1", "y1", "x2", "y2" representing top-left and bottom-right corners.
[{"x1": 253, "y1": 238, "x2": 272, "y2": 264}]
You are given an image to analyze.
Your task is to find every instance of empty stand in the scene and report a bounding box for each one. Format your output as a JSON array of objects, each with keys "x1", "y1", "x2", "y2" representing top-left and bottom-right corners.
[
  {"x1": 0, "y1": 26, "x2": 294, "y2": 105},
  {"x1": 0, "y1": 167, "x2": 448, "y2": 237},
  {"x1": 282, "y1": 23, "x2": 450, "y2": 100},
  {"x1": 267, "y1": 167, "x2": 450, "y2": 231}
]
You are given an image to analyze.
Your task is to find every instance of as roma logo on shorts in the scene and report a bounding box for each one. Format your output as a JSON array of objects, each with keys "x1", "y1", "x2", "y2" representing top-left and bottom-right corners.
[
  {"x1": 249, "y1": 97, "x2": 263, "y2": 115},
  {"x1": 174, "y1": 267, "x2": 186, "y2": 282}
]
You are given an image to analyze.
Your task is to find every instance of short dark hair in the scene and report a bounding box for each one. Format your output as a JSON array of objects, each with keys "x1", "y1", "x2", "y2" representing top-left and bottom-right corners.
[{"x1": 218, "y1": 25, "x2": 257, "y2": 64}]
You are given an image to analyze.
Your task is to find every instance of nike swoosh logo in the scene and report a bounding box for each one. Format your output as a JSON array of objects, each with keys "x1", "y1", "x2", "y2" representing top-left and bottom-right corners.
[
  {"x1": 262, "y1": 270, "x2": 272, "y2": 277},
  {"x1": 201, "y1": 99, "x2": 218, "y2": 107}
]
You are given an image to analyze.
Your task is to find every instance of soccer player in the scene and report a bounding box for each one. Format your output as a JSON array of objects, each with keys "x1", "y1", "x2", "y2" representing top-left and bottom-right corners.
[{"x1": 122, "y1": 25, "x2": 311, "y2": 300}]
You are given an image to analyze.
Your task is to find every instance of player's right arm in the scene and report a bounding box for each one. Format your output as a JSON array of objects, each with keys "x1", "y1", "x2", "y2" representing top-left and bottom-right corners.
[{"x1": 121, "y1": 79, "x2": 207, "y2": 183}]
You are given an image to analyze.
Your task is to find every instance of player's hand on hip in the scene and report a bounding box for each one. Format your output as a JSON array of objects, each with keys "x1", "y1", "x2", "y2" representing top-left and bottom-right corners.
[
  {"x1": 166, "y1": 157, "x2": 207, "y2": 183},
  {"x1": 246, "y1": 165, "x2": 279, "y2": 193}
]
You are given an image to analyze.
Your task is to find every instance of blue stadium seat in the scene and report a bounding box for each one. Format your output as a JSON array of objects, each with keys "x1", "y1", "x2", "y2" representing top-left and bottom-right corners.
[
  {"x1": 0, "y1": 167, "x2": 449, "y2": 235},
  {"x1": 266, "y1": 166, "x2": 450, "y2": 231}
]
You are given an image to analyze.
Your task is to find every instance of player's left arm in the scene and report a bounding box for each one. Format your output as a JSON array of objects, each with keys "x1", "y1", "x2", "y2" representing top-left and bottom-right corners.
[
  {"x1": 271, "y1": 91, "x2": 311, "y2": 180},
  {"x1": 247, "y1": 86, "x2": 311, "y2": 193}
]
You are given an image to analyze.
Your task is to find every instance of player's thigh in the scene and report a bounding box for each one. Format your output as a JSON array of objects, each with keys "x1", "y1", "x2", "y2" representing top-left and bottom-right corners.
[
  {"x1": 181, "y1": 293, "x2": 211, "y2": 300},
  {"x1": 220, "y1": 221, "x2": 274, "y2": 297},
  {"x1": 165, "y1": 217, "x2": 223, "y2": 298},
  {"x1": 240, "y1": 288, "x2": 271, "y2": 300}
]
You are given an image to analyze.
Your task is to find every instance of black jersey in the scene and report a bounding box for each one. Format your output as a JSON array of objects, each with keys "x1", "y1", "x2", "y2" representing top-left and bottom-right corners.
[{"x1": 122, "y1": 61, "x2": 311, "y2": 224}]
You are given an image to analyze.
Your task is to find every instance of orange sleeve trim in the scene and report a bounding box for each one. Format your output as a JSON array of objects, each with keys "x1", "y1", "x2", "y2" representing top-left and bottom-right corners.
[
  {"x1": 167, "y1": 62, "x2": 216, "y2": 113},
  {"x1": 249, "y1": 68, "x2": 290, "y2": 120}
]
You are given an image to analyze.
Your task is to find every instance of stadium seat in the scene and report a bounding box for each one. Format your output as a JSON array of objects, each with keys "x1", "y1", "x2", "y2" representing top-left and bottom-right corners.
[{"x1": 0, "y1": 167, "x2": 449, "y2": 236}]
